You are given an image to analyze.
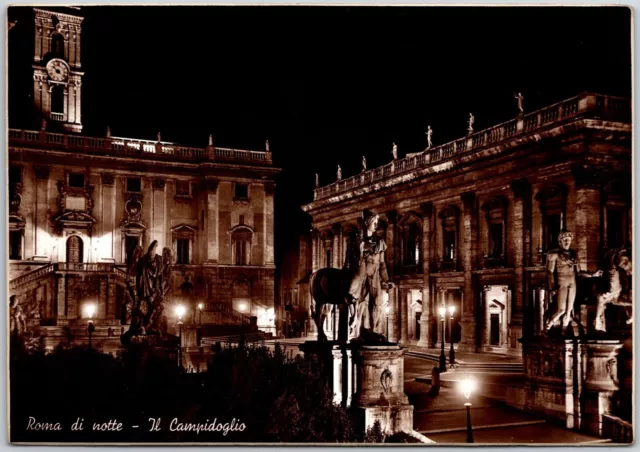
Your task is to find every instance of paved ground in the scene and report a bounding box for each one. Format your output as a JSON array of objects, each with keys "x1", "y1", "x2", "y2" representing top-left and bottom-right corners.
[{"x1": 261, "y1": 337, "x2": 607, "y2": 444}]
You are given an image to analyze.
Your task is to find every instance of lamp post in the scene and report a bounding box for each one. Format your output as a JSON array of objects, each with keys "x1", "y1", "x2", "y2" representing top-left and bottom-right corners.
[
  {"x1": 197, "y1": 302, "x2": 203, "y2": 326},
  {"x1": 448, "y1": 305, "x2": 456, "y2": 368},
  {"x1": 85, "y1": 303, "x2": 96, "y2": 350},
  {"x1": 461, "y1": 375, "x2": 476, "y2": 443},
  {"x1": 438, "y1": 306, "x2": 447, "y2": 372},
  {"x1": 175, "y1": 305, "x2": 185, "y2": 369},
  {"x1": 384, "y1": 305, "x2": 390, "y2": 339}
]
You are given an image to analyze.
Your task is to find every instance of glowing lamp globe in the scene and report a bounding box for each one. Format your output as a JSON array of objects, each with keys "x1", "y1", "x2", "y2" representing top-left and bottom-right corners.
[
  {"x1": 439, "y1": 306, "x2": 446, "y2": 319},
  {"x1": 460, "y1": 375, "x2": 476, "y2": 400}
]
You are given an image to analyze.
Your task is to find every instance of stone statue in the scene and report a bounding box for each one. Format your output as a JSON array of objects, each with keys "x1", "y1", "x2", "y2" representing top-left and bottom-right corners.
[
  {"x1": 266, "y1": 139, "x2": 270, "y2": 152},
  {"x1": 594, "y1": 247, "x2": 632, "y2": 332},
  {"x1": 208, "y1": 134, "x2": 214, "y2": 147},
  {"x1": 514, "y1": 92, "x2": 524, "y2": 115},
  {"x1": 426, "y1": 125, "x2": 433, "y2": 149},
  {"x1": 123, "y1": 240, "x2": 173, "y2": 344},
  {"x1": 347, "y1": 210, "x2": 394, "y2": 342},
  {"x1": 308, "y1": 209, "x2": 393, "y2": 343},
  {"x1": 157, "y1": 132, "x2": 162, "y2": 142},
  {"x1": 315, "y1": 173, "x2": 319, "y2": 188},
  {"x1": 337, "y1": 165, "x2": 342, "y2": 181},
  {"x1": 40, "y1": 118, "x2": 47, "y2": 131},
  {"x1": 106, "y1": 126, "x2": 111, "y2": 138},
  {"x1": 362, "y1": 156, "x2": 367, "y2": 172},
  {"x1": 545, "y1": 231, "x2": 602, "y2": 332},
  {"x1": 467, "y1": 113, "x2": 474, "y2": 135},
  {"x1": 9, "y1": 296, "x2": 26, "y2": 336},
  {"x1": 392, "y1": 143, "x2": 398, "y2": 160}
]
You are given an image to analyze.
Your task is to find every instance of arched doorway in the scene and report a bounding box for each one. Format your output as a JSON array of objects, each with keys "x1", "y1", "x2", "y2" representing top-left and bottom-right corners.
[{"x1": 66, "y1": 235, "x2": 83, "y2": 263}]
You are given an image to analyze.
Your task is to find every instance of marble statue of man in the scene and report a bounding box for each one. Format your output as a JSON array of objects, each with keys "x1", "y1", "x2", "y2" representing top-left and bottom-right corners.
[
  {"x1": 157, "y1": 132, "x2": 162, "y2": 142},
  {"x1": 106, "y1": 126, "x2": 111, "y2": 138},
  {"x1": 467, "y1": 113, "x2": 475, "y2": 134},
  {"x1": 426, "y1": 125, "x2": 433, "y2": 149},
  {"x1": 392, "y1": 143, "x2": 398, "y2": 160},
  {"x1": 514, "y1": 92, "x2": 524, "y2": 114},
  {"x1": 337, "y1": 165, "x2": 342, "y2": 181},
  {"x1": 362, "y1": 156, "x2": 367, "y2": 172},
  {"x1": 315, "y1": 173, "x2": 319, "y2": 188},
  {"x1": 546, "y1": 231, "x2": 602, "y2": 331},
  {"x1": 266, "y1": 139, "x2": 270, "y2": 152},
  {"x1": 348, "y1": 210, "x2": 393, "y2": 340}
]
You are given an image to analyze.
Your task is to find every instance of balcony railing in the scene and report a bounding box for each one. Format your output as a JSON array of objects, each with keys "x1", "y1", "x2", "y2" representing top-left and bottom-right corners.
[
  {"x1": 313, "y1": 93, "x2": 630, "y2": 201},
  {"x1": 9, "y1": 264, "x2": 55, "y2": 291},
  {"x1": 9, "y1": 130, "x2": 273, "y2": 165}
]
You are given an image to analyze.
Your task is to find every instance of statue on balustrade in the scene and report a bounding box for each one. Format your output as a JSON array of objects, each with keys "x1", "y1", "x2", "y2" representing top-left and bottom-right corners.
[
  {"x1": 315, "y1": 173, "x2": 319, "y2": 188},
  {"x1": 392, "y1": 143, "x2": 398, "y2": 160},
  {"x1": 309, "y1": 210, "x2": 393, "y2": 344},
  {"x1": 594, "y1": 247, "x2": 632, "y2": 333},
  {"x1": 514, "y1": 92, "x2": 524, "y2": 115},
  {"x1": 337, "y1": 165, "x2": 342, "y2": 181},
  {"x1": 545, "y1": 231, "x2": 602, "y2": 333},
  {"x1": 467, "y1": 113, "x2": 474, "y2": 134},
  {"x1": 122, "y1": 240, "x2": 173, "y2": 345},
  {"x1": 362, "y1": 156, "x2": 367, "y2": 172},
  {"x1": 426, "y1": 125, "x2": 433, "y2": 149}
]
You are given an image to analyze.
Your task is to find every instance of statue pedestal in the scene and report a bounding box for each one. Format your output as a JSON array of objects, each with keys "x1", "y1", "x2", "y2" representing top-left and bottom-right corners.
[
  {"x1": 351, "y1": 344, "x2": 414, "y2": 435},
  {"x1": 506, "y1": 334, "x2": 623, "y2": 437},
  {"x1": 299, "y1": 340, "x2": 353, "y2": 408}
]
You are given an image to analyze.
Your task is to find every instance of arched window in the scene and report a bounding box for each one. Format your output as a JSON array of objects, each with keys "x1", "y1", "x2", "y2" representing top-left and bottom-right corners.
[
  {"x1": 51, "y1": 33, "x2": 65, "y2": 59},
  {"x1": 438, "y1": 206, "x2": 459, "y2": 271},
  {"x1": 602, "y1": 178, "x2": 631, "y2": 251},
  {"x1": 231, "y1": 226, "x2": 253, "y2": 265},
  {"x1": 398, "y1": 212, "x2": 422, "y2": 273},
  {"x1": 51, "y1": 85, "x2": 64, "y2": 114},
  {"x1": 66, "y1": 235, "x2": 83, "y2": 263}
]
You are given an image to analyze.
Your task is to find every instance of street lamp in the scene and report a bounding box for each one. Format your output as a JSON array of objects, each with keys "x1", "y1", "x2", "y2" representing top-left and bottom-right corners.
[
  {"x1": 448, "y1": 305, "x2": 456, "y2": 368},
  {"x1": 438, "y1": 306, "x2": 447, "y2": 372},
  {"x1": 460, "y1": 375, "x2": 476, "y2": 443},
  {"x1": 384, "y1": 305, "x2": 390, "y2": 339},
  {"x1": 197, "y1": 302, "x2": 204, "y2": 326},
  {"x1": 175, "y1": 305, "x2": 185, "y2": 369},
  {"x1": 85, "y1": 303, "x2": 96, "y2": 350}
]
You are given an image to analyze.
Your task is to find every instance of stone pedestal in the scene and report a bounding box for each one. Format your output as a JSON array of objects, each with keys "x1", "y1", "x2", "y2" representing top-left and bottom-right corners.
[
  {"x1": 351, "y1": 345, "x2": 414, "y2": 435},
  {"x1": 299, "y1": 340, "x2": 353, "y2": 408},
  {"x1": 507, "y1": 334, "x2": 624, "y2": 437}
]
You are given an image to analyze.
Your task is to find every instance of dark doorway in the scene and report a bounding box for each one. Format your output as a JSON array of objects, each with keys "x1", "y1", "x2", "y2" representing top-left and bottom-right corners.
[
  {"x1": 415, "y1": 312, "x2": 421, "y2": 340},
  {"x1": 66, "y1": 235, "x2": 83, "y2": 263},
  {"x1": 125, "y1": 235, "x2": 140, "y2": 266},
  {"x1": 490, "y1": 313, "x2": 500, "y2": 346}
]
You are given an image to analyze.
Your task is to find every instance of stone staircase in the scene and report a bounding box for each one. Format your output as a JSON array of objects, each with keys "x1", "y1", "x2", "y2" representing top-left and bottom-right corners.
[{"x1": 405, "y1": 349, "x2": 524, "y2": 373}]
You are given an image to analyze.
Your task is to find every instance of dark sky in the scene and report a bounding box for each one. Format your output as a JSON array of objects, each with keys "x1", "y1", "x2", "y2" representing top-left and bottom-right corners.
[{"x1": 8, "y1": 5, "x2": 633, "y2": 260}]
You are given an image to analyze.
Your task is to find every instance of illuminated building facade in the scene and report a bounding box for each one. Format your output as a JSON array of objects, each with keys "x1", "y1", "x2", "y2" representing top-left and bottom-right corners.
[
  {"x1": 303, "y1": 93, "x2": 631, "y2": 353},
  {"x1": 8, "y1": 7, "x2": 279, "y2": 350}
]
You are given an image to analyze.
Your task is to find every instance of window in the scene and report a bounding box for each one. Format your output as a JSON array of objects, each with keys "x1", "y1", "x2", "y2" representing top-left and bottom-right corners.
[
  {"x1": 603, "y1": 179, "x2": 630, "y2": 250},
  {"x1": 482, "y1": 196, "x2": 507, "y2": 266},
  {"x1": 9, "y1": 230, "x2": 22, "y2": 260},
  {"x1": 535, "y1": 184, "x2": 567, "y2": 253},
  {"x1": 127, "y1": 177, "x2": 141, "y2": 193},
  {"x1": 9, "y1": 166, "x2": 22, "y2": 185},
  {"x1": 52, "y1": 33, "x2": 64, "y2": 59},
  {"x1": 234, "y1": 183, "x2": 248, "y2": 200},
  {"x1": 176, "y1": 238, "x2": 189, "y2": 264},
  {"x1": 176, "y1": 180, "x2": 190, "y2": 197},
  {"x1": 51, "y1": 85, "x2": 64, "y2": 114},
  {"x1": 326, "y1": 249, "x2": 332, "y2": 267},
  {"x1": 68, "y1": 172, "x2": 85, "y2": 188},
  {"x1": 232, "y1": 227, "x2": 252, "y2": 266},
  {"x1": 399, "y1": 215, "x2": 422, "y2": 272},
  {"x1": 438, "y1": 206, "x2": 459, "y2": 271},
  {"x1": 489, "y1": 223, "x2": 503, "y2": 258},
  {"x1": 239, "y1": 215, "x2": 245, "y2": 225},
  {"x1": 444, "y1": 230, "x2": 456, "y2": 262}
]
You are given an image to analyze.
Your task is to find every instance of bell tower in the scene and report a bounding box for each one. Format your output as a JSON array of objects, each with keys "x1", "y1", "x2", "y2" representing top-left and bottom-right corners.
[{"x1": 32, "y1": 8, "x2": 84, "y2": 133}]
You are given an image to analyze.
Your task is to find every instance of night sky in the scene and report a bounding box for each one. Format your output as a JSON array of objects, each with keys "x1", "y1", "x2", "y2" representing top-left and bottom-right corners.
[{"x1": 7, "y1": 5, "x2": 632, "y2": 263}]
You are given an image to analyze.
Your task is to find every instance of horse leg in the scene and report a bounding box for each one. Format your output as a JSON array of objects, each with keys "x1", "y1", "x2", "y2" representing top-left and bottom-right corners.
[{"x1": 316, "y1": 303, "x2": 327, "y2": 342}]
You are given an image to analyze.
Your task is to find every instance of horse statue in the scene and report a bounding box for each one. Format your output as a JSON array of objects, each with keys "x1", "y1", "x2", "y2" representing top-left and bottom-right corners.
[
  {"x1": 594, "y1": 246, "x2": 632, "y2": 332},
  {"x1": 309, "y1": 268, "x2": 356, "y2": 342}
]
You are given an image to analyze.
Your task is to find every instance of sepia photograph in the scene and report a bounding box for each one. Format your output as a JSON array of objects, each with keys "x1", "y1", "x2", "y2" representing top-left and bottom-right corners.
[{"x1": 5, "y1": 3, "x2": 634, "y2": 445}]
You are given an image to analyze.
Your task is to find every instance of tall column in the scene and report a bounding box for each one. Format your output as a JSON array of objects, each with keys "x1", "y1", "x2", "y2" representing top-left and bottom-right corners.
[
  {"x1": 33, "y1": 166, "x2": 51, "y2": 259},
  {"x1": 332, "y1": 223, "x2": 341, "y2": 268},
  {"x1": 101, "y1": 173, "x2": 115, "y2": 260},
  {"x1": 56, "y1": 275, "x2": 66, "y2": 320},
  {"x1": 510, "y1": 178, "x2": 530, "y2": 349},
  {"x1": 388, "y1": 285, "x2": 398, "y2": 342},
  {"x1": 572, "y1": 165, "x2": 601, "y2": 271},
  {"x1": 459, "y1": 191, "x2": 477, "y2": 351},
  {"x1": 311, "y1": 229, "x2": 319, "y2": 272},
  {"x1": 151, "y1": 178, "x2": 166, "y2": 248},
  {"x1": 436, "y1": 288, "x2": 446, "y2": 346},
  {"x1": 399, "y1": 289, "x2": 408, "y2": 345},
  {"x1": 204, "y1": 179, "x2": 219, "y2": 263},
  {"x1": 264, "y1": 183, "x2": 275, "y2": 266},
  {"x1": 482, "y1": 285, "x2": 492, "y2": 349},
  {"x1": 418, "y1": 202, "x2": 432, "y2": 347}
]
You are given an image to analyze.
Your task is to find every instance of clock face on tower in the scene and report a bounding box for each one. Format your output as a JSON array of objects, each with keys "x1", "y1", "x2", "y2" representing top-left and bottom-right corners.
[{"x1": 46, "y1": 59, "x2": 69, "y2": 82}]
